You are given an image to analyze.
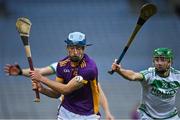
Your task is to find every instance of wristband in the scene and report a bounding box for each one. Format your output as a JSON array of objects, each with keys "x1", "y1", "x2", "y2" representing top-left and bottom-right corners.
[{"x1": 16, "y1": 64, "x2": 23, "y2": 75}]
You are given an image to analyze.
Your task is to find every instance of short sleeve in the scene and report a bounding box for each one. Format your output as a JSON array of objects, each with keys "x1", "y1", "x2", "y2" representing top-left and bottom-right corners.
[
  {"x1": 140, "y1": 69, "x2": 151, "y2": 82},
  {"x1": 49, "y1": 62, "x2": 58, "y2": 73},
  {"x1": 140, "y1": 67, "x2": 155, "y2": 83}
]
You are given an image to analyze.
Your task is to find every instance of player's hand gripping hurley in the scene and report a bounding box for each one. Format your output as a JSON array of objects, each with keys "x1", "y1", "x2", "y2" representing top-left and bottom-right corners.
[
  {"x1": 108, "y1": 3, "x2": 157, "y2": 74},
  {"x1": 16, "y1": 17, "x2": 40, "y2": 102}
]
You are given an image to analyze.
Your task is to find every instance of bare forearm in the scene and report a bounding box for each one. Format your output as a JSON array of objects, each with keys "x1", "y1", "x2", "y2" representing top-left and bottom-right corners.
[
  {"x1": 100, "y1": 92, "x2": 110, "y2": 113},
  {"x1": 99, "y1": 85, "x2": 110, "y2": 113},
  {"x1": 40, "y1": 76, "x2": 83, "y2": 95},
  {"x1": 99, "y1": 84, "x2": 114, "y2": 119},
  {"x1": 40, "y1": 76, "x2": 69, "y2": 95},
  {"x1": 29, "y1": 70, "x2": 84, "y2": 96},
  {"x1": 40, "y1": 86, "x2": 60, "y2": 98},
  {"x1": 22, "y1": 67, "x2": 53, "y2": 77},
  {"x1": 22, "y1": 68, "x2": 31, "y2": 77},
  {"x1": 116, "y1": 68, "x2": 139, "y2": 81}
]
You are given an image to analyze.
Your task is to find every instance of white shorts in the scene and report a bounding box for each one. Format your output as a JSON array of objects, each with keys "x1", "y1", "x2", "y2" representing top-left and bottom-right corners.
[
  {"x1": 137, "y1": 109, "x2": 180, "y2": 120},
  {"x1": 57, "y1": 106, "x2": 100, "y2": 120}
]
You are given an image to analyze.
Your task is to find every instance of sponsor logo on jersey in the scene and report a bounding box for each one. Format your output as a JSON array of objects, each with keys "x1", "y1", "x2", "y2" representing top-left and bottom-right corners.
[
  {"x1": 63, "y1": 69, "x2": 70, "y2": 73},
  {"x1": 150, "y1": 80, "x2": 180, "y2": 98}
]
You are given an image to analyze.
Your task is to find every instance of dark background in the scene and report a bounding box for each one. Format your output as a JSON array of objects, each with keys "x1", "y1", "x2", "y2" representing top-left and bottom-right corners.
[{"x1": 0, "y1": 0, "x2": 180, "y2": 119}]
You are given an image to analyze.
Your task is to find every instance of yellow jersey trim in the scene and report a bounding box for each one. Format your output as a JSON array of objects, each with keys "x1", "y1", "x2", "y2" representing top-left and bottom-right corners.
[{"x1": 90, "y1": 79, "x2": 99, "y2": 114}]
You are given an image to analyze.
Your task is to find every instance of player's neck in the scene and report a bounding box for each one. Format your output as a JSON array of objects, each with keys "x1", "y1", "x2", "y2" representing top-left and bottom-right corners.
[
  {"x1": 70, "y1": 55, "x2": 84, "y2": 67},
  {"x1": 71, "y1": 62, "x2": 80, "y2": 67},
  {"x1": 156, "y1": 69, "x2": 170, "y2": 78}
]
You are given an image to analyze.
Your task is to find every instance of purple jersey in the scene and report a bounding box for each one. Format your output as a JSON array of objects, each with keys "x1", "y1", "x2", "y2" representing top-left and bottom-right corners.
[{"x1": 56, "y1": 54, "x2": 99, "y2": 115}]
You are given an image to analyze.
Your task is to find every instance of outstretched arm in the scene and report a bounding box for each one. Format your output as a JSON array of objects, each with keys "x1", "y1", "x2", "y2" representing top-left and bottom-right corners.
[
  {"x1": 4, "y1": 63, "x2": 55, "y2": 77},
  {"x1": 111, "y1": 59, "x2": 143, "y2": 81},
  {"x1": 4, "y1": 63, "x2": 61, "y2": 98},
  {"x1": 99, "y1": 83, "x2": 114, "y2": 120}
]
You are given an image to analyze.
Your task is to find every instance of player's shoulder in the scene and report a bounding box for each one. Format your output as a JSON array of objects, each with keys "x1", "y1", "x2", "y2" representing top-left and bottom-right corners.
[
  {"x1": 140, "y1": 67, "x2": 155, "y2": 75},
  {"x1": 58, "y1": 56, "x2": 70, "y2": 67},
  {"x1": 148, "y1": 67, "x2": 155, "y2": 72},
  {"x1": 82, "y1": 54, "x2": 97, "y2": 73},
  {"x1": 170, "y1": 67, "x2": 180, "y2": 74},
  {"x1": 84, "y1": 54, "x2": 96, "y2": 66}
]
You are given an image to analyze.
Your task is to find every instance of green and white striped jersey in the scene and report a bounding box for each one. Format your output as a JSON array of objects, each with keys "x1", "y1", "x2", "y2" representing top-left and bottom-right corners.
[
  {"x1": 139, "y1": 67, "x2": 180, "y2": 119},
  {"x1": 49, "y1": 62, "x2": 58, "y2": 73}
]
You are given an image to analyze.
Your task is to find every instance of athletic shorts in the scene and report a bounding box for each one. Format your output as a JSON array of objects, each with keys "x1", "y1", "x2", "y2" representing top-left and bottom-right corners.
[
  {"x1": 57, "y1": 106, "x2": 100, "y2": 120},
  {"x1": 137, "y1": 109, "x2": 180, "y2": 120}
]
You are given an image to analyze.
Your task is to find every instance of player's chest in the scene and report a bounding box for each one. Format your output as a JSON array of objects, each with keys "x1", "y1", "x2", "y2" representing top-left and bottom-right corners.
[{"x1": 62, "y1": 66, "x2": 84, "y2": 83}]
